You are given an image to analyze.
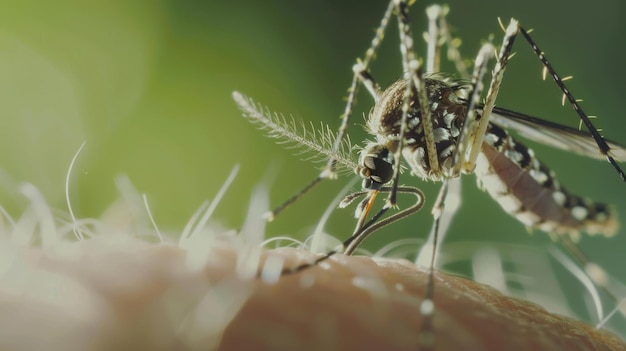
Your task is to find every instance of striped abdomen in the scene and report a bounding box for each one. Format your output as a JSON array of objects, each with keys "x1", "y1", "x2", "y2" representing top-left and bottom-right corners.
[{"x1": 474, "y1": 123, "x2": 617, "y2": 238}]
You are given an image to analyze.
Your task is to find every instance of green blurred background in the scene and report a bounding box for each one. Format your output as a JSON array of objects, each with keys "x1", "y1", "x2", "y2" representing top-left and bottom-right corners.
[{"x1": 1, "y1": 0, "x2": 625, "y2": 312}]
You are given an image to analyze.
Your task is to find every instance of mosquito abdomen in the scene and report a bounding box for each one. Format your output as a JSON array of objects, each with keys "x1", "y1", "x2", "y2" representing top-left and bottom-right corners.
[{"x1": 474, "y1": 123, "x2": 617, "y2": 238}]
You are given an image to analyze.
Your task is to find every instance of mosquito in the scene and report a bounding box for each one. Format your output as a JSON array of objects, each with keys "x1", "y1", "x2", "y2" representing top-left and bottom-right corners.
[{"x1": 233, "y1": 0, "x2": 626, "y2": 343}]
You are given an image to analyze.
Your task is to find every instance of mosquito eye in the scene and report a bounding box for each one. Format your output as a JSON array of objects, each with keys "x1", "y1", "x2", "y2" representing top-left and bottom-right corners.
[{"x1": 360, "y1": 145, "x2": 394, "y2": 188}]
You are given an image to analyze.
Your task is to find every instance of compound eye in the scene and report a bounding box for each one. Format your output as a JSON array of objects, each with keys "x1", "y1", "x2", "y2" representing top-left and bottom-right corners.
[{"x1": 359, "y1": 144, "x2": 394, "y2": 189}]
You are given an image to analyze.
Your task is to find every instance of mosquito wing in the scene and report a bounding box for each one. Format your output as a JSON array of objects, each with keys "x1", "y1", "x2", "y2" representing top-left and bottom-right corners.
[{"x1": 485, "y1": 106, "x2": 626, "y2": 161}]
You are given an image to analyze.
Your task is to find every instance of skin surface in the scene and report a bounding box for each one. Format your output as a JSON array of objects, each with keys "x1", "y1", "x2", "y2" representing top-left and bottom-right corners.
[
  {"x1": 3, "y1": 240, "x2": 623, "y2": 351},
  {"x1": 218, "y1": 247, "x2": 625, "y2": 351}
]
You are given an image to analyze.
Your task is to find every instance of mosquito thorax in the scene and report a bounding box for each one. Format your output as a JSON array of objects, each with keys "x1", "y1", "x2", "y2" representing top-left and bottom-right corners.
[{"x1": 366, "y1": 76, "x2": 469, "y2": 181}]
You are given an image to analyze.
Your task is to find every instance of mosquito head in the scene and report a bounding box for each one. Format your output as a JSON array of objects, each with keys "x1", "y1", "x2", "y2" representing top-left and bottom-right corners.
[{"x1": 356, "y1": 142, "x2": 395, "y2": 190}]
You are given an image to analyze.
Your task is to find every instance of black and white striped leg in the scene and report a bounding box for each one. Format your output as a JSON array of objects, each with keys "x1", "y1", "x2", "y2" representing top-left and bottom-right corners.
[
  {"x1": 464, "y1": 19, "x2": 519, "y2": 172},
  {"x1": 390, "y1": 0, "x2": 436, "y2": 208},
  {"x1": 263, "y1": 2, "x2": 395, "y2": 220},
  {"x1": 513, "y1": 25, "x2": 626, "y2": 309},
  {"x1": 450, "y1": 41, "x2": 495, "y2": 177},
  {"x1": 434, "y1": 5, "x2": 471, "y2": 78},
  {"x1": 325, "y1": 1, "x2": 395, "y2": 176},
  {"x1": 424, "y1": 4, "x2": 446, "y2": 74},
  {"x1": 518, "y1": 27, "x2": 626, "y2": 182},
  {"x1": 423, "y1": 4, "x2": 469, "y2": 78}
]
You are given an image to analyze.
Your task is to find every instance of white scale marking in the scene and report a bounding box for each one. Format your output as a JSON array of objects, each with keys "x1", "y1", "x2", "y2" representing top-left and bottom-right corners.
[
  {"x1": 433, "y1": 127, "x2": 451, "y2": 142},
  {"x1": 483, "y1": 132, "x2": 499, "y2": 146},
  {"x1": 408, "y1": 117, "x2": 420, "y2": 128},
  {"x1": 571, "y1": 206, "x2": 589, "y2": 221},
  {"x1": 504, "y1": 149, "x2": 523, "y2": 164},
  {"x1": 552, "y1": 191, "x2": 567, "y2": 206},
  {"x1": 474, "y1": 153, "x2": 509, "y2": 195},
  {"x1": 529, "y1": 169, "x2": 548, "y2": 184},
  {"x1": 494, "y1": 193, "x2": 523, "y2": 213},
  {"x1": 516, "y1": 211, "x2": 542, "y2": 227}
]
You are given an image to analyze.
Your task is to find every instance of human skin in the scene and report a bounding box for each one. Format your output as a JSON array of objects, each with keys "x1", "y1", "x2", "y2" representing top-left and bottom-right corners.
[
  {"x1": 3, "y1": 240, "x2": 623, "y2": 351},
  {"x1": 218, "y1": 247, "x2": 625, "y2": 351}
]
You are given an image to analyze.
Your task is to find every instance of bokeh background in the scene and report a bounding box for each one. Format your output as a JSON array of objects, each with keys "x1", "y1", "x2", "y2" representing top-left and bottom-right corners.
[{"x1": 1, "y1": 0, "x2": 625, "y2": 330}]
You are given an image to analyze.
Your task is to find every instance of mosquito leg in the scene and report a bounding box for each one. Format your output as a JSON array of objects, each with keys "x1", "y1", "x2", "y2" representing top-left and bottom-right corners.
[
  {"x1": 424, "y1": 5, "x2": 446, "y2": 74},
  {"x1": 518, "y1": 27, "x2": 626, "y2": 182},
  {"x1": 419, "y1": 16, "x2": 485, "y2": 281},
  {"x1": 390, "y1": 0, "x2": 437, "y2": 209},
  {"x1": 450, "y1": 41, "x2": 495, "y2": 178},
  {"x1": 324, "y1": 1, "x2": 395, "y2": 178},
  {"x1": 425, "y1": 4, "x2": 472, "y2": 78},
  {"x1": 415, "y1": 177, "x2": 462, "y2": 268},
  {"x1": 239, "y1": 3, "x2": 395, "y2": 220},
  {"x1": 436, "y1": 6, "x2": 471, "y2": 79},
  {"x1": 416, "y1": 178, "x2": 450, "y2": 347},
  {"x1": 423, "y1": 4, "x2": 470, "y2": 79},
  {"x1": 352, "y1": 65, "x2": 382, "y2": 102},
  {"x1": 401, "y1": 0, "x2": 440, "y2": 177},
  {"x1": 394, "y1": 3, "x2": 455, "y2": 346},
  {"x1": 464, "y1": 19, "x2": 519, "y2": 172},
  {"x1": 267, "y1": 177, "x2": 323, "y2": 220}
]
